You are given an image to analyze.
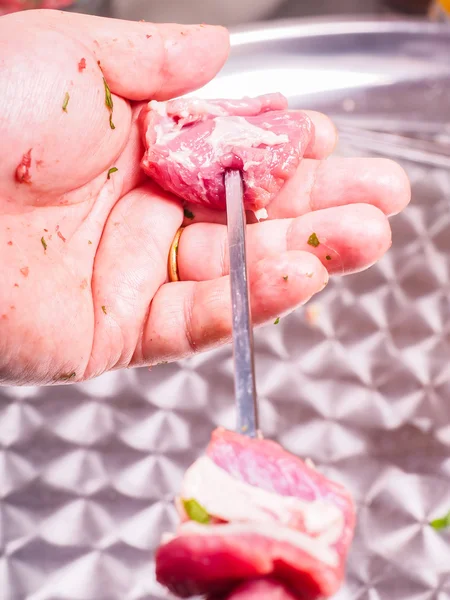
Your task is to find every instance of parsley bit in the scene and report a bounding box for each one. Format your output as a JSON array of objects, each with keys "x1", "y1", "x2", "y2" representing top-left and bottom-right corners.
[
  {"x1": 274, "y1": 317, "x2": 280, "y2": 325},
  {"x1": 62, "y1": 92, "x2": 70, "y2": 113},
  {"x1": 307, "y1": 232, "x2": 320, "y2": 247},
  {"x1": 184, "y1": 208, "x2": 194, "y2": 220},
  {"x1": 101, "y1": 305, "x2": 107, "y2": 315},
  {"x1": 182, "y1": 498, "x2": 210, "y2": 525},
  {"x1": 107, "y1": 167, "x2": 118, "y2": 179},
  {"x1": 325, "y1": 255, "x2": 332, "y2": 261},
  {"x1": 430, "y1": 511, "x2": 450, "y2": 531},
  {"x1": 103, "y1": 77, "x2": 115, "y2": 129},
  {"x1": 41, "y1": 237, "x2": 47, "y2": 251},
  {"x1": 282, "y1": 275, "x2": 289, "y2": 281},
  {"x1": 59, "y1": 372, "x2": 76, "y2": 381}
]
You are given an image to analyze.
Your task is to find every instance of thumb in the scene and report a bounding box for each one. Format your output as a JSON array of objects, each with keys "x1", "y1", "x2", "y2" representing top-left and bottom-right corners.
[
  {"x1": 35, "y1": 10, "x2": 230, "y2": 101},
  {"x1": 0, "y1": 10, "x2": 229, "y2": 207}
]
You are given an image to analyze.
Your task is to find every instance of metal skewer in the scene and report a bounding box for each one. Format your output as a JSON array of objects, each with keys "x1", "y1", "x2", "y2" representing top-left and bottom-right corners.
[{"x1": 225, "y1": 170, "x2": 259, "y2": 438}]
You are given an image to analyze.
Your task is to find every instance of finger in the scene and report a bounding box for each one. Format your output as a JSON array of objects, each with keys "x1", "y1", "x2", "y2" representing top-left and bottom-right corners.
[
  {"x1": 84, "y1": 183, "x2": 182, "y2": 378},
  {"x1": 0, "y1": 16, "x2": 131, "y2": 204},
  {"x1": 303, "y1": 110, "x2": 338, "y2": 159},
  {"x1": 137, "y1": 251, "x2": 328, "y2": 365},
  {"x1": 32, "y1": 11, "x2": 230, "y2": 101},
  {"x1": 181, "y1": 156, "x2": 410, "y2": 226},
  {"x1": 113, "y1": 102, "x2": 148, "y2": 196},
  {"x1": 269, "y1": 157, "x2": 411, "y2": 219},
  {"x1": 178, "y1": 204, "x2": 391, "y2": 282}
]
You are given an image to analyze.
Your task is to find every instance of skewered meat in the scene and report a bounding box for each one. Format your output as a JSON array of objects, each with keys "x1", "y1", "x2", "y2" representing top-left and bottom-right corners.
[
  {"x1": 140, "y1": 94, "x2": 314, "y2": 219},
  {"x1": 156, "y1": 428, "x2": 355, "y2": 599},
  {"x1": 210, "y1": 578, "x2": 300, "y2": 600}
]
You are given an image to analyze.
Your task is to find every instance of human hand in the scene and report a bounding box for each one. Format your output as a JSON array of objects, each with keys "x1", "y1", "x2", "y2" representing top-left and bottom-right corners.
[{"x1": 0, "y1": 10, "x2": 410, "y2": 386}]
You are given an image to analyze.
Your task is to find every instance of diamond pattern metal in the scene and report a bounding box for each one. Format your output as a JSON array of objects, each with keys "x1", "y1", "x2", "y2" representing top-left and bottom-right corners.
[{"x1": 1, "y1": 21, "x2": 450, "y2": 600}]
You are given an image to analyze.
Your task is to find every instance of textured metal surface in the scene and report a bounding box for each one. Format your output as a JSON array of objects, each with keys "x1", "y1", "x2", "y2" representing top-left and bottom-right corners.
[{"x1": 1, "y1": 18, "x2": 450, "y2": 600}]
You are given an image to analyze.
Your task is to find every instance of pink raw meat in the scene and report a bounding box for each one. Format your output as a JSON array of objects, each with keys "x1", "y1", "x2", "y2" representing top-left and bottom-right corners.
[
  {"x1": 0, "y1": 0, "x2": 73, "y2": 15},
  {"x1": 156, "y1": 530, "x2": 339, "y2": 598},
  {"x1": 156, "y1": 428, "x2": 355, "y2": 599},
  {"x1": 210, "y1": 578, "x2": 300, "y2": 600},
  {"x1": 208, "y1": 428, "x2": 355, "y2": 557},
  {"x1": 140, "y1": 94, "x2": 314, "y2": 216}
]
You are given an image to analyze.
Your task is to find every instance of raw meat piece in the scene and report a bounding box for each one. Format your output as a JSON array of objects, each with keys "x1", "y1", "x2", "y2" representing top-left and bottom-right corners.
[
  {"x1": 0, "y1": 0, "x2": 73, "y2": 15},
  {"x1": 140, "y1": 94, "x2": 314, "y2": 217},
  {"x1": 207, "y1": 428, "x2": 355, "y2": 556},
  {"x1": 209, "y1": 578, "x2": 299, "y2": 600},
  {"x1": 156, "y1": 428, "x2": 355, "y2": 599}
]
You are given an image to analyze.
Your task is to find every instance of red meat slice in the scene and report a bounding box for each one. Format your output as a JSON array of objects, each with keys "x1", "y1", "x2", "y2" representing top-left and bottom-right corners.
[
  {"x1": 209, "y1": 578, "x2": 300, "y2": 600},
  {"x1": 155, "y1": 428, "x2": 355, "y2": 599},
  {"x1": 156, "y1": 529, "x2": 340, "y2": 599},
  {"x1": 140, "y1": 94, "x2": 314, "y2": 216}
]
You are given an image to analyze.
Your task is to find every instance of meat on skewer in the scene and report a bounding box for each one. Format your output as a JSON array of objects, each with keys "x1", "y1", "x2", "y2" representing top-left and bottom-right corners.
[
  {"x1": 141, "y1": 93, "x2": 354, "y2": 599},
  {"x1": 140, "y1": 93, "x2": 314, "y2": 219},
  {"x1": 156, "y1": 428, "x2": 355, "y2": 600}
]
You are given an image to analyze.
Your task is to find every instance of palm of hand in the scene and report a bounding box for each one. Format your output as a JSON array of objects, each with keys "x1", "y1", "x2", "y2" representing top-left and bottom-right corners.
[{"x1": 0, "y1": 10, "x2": 410, "y2": 386}]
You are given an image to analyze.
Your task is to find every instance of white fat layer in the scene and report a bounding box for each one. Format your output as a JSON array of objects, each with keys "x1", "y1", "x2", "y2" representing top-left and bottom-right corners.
[
  {"x1": 150, "y1": 102, "x2": 185, "y2": 145},
  {"x1": 242, "y1": 160, "x2": 261, "y2": 171},
  {"x1": 254, "y1": 208, "x2": 269, "y2": 221},
  {"x1": 151, "y1": 100, "x2": 226, "y2": 147},
  {"x1": 180, "y1": 457, "x2": 343, "y2": 545},
  {"x1": 161, "y1": 532, "x2": 175, "y2": 544},
  {"x1": 207, "y1": 116, "x2": 288, "y2": 150},
  {"x1": 177, "y1": 521, "x2": 339, "y2": 568},
  {"x1": 151, "y1": 111, "x2": 288, "y2": 172},
  {"x1": 177, "y1": 100, "x2": 227, "y2": 118},
  {"x1": 149, "y1": 100, "x2": 167, "y2": 117},
  {"x1": 168, "y1": 148, "x2": 195, "y2": 168},
  {"x1": 154, "y1": 122, "x2": 184, "y2": 145},
  {"x1": 305, "y1": 458, "x2": 316, "y2": 470}
]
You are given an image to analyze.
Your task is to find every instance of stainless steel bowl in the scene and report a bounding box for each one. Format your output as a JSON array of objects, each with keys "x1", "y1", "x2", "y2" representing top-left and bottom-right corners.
[{"x1": 1, "y1": 18, "x2": 450, "y2": 600}]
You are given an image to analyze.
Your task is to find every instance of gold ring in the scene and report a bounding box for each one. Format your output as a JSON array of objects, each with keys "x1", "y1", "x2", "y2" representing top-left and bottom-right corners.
[{"x1": 168, "y1": 227, "x2": 184, "y2": 282}]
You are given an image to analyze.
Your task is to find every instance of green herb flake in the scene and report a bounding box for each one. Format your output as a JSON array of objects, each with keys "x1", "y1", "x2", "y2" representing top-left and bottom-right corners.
[
  {"x1": 62, "y1": 92, "x2": 70, "y2": 113},
  {"x1": 274, "y1": 317, "x2": 280, "y2": 325},
  {"x1": 107, "y1": 167, "x2": 118, "y2": 179},
  {"x1": 184, "y1": 208, "x2": 195, "y2": 220},
  {"x1": 325, "y1": 255, "x2": 332, "y2": 261},
  {"x1": 41, "y1": 237, "x2": 47, "y2": 251},
  {"x1": 307, "y1": 233, "x2": 320, "y2": 248},
  {"x1": 101, "y1": 305, "x2": 107, "y2": 315},
  {"x1": 282, "y1": 275, "x2": 289, "y2": 281},
  {"x1": 59, "y1": 371, "x2": 76, "y2": 381},
  {"x1": 430, "y1": 511, "x2": 450, "y2": 531},
  {"x1": 182, "y1": 498, "x2": 210, "y2": 525},
  {"x1": 103, "y1": 77, "x2": 113, "y2": 110},
  {"x1": 103, "y1": 77, "x2": 115, "y2": 129}
]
